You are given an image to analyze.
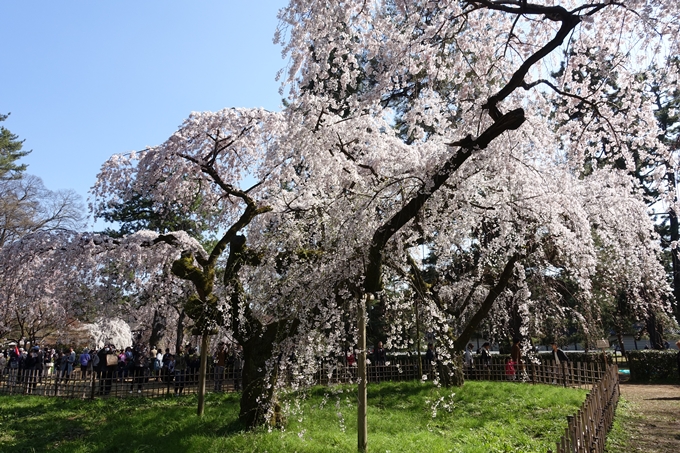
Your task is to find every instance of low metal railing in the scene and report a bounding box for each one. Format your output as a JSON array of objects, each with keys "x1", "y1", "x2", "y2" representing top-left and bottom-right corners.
[{"x1": 0, "y1": 358, "x2": 605, "y2": 399}]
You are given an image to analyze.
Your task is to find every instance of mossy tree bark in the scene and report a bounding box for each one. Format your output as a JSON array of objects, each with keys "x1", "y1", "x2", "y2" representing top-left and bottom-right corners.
[
  {"x1": 155, "y1": 195, "x2": 271, "y2": 419},
  {"x1": 225, "y1": 234, "x2": 300, "y2": 428},
  {"x1": 238, "y1": 320, "x2": 292, "y2": 427}
]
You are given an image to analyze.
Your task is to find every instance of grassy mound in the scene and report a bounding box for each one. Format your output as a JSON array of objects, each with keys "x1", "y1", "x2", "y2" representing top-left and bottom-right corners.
[{"x1": 0, "y1": 380, "x2": 586, "y2": 452}]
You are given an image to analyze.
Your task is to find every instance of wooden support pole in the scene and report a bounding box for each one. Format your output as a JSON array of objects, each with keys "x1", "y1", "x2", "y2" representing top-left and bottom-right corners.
[
  {"x1": 358, "y1": 293, "x2": 370, "y2": 452},
  {"x1": 197, "y1": 333, "x2": 209, "y2": 417}
]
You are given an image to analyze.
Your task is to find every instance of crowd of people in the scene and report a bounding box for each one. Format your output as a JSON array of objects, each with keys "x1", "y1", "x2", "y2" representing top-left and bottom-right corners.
[
  {"x1": 0, "y1": 341, "x2": 244, "y2": 396},
  {"x1": 6, "y1": 338, "x2": 672, "y2": 395}
]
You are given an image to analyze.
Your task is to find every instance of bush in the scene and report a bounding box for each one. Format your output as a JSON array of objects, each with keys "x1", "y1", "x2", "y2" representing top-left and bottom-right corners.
[
  {"x1": 628, "y1": 350, "x2": 679, "y2": 383},
  {"x1": 524, "y1": 351, "x2": 611, "y2": 364}
]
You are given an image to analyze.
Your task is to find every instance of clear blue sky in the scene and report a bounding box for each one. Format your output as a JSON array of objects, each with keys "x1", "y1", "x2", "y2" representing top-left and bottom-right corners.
[{"x1": 1, "y1": 1, "x2": 286, "y2": 228}]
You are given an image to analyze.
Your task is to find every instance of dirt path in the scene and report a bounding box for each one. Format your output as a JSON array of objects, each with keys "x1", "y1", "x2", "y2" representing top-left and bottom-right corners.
[{"x1": 617, "y1": 384, "x2": 680, "y2": 453}]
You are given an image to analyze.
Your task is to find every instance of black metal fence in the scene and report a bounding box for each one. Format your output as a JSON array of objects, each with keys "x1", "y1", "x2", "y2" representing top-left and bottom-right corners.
[
  {"x1": 0, "y1": 366, "x2": 241, "y2": 399},
  {"x1": 0, "y1": 358, "x2": 605, "y2": 399},
  {"x1": 314, "y1": 358, "x2": 604, "y2": 390}
]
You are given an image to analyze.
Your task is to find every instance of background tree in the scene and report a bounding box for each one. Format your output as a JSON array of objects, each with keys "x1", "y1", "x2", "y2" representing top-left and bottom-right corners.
[
  {"x1": 0, "y1": 229, "x2": 201, "y2": 350},
  {"x1": 96, "y1": 191, "x2": 216, "y2": 352},
  {"x1": 0, "y1": 113, "x2": 30, "y2": 181},
  {"x1": 0, "y1": 174, "x2": 84, "y2": 248},
  {"x1": 555, "y1": 53, "x2": 680, "y2": 341},
  {"x1": 0, "y1": 114, "x2": 84, "y2": 248},
  {"x1": 97, "y1": 192, "x2": 209, "y2": 239}
]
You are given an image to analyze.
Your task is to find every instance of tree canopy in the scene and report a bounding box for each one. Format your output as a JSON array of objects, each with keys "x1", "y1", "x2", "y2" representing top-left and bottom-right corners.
[{"x1": 2, "y1": 0, "x2": 680, "y2": 442}]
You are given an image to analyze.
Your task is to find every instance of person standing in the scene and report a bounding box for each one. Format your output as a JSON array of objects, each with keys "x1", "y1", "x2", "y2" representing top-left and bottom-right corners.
[
  {"x1": 505, "y1": 358, "x2": 516, "y2": 381},
  {"x1": 129, "y1": 345, "x2": 147, "y2": 394},
  {"x1": 423, "y1": 343, "x2": 437, "y2": 380},
  {"x1": 24, "y1": 347, "x2": 39, "y2": 393},
  {"x1": 154, "y1": 348, "x2": 163, "y2": 382},
  {"x1": 0, "y1": 353, "x2": 6, "y2": 380},
  {"x1": 373, "y1": 341, "x2": 387, "y2": 382},
  {"x1": 174, "y1": 346, "x2": 187, "y2": 395},
  {"x1": 213, "y1": 342, "x2": 227, "y2": 392},
  {"x1": 98, "y1": 344, "x2": 117, "y2": 396},
  {"x1": 7, "y1": 347, "x2": 19, "y2": 386},
  {"x1": 550, "y1": 341, "x2": 569, "y2": 385},
  {"x1": 480, "y1": 342, "x2": 491, "y2": 379},
  {"x1": 79, "y1": 349, "x2": 91, "y2": 379},
  {"x1": 162, "y1": 348, "x2": 172, "y2": 383},
  {"x1": 58, "y1": 350, "x2": 73, "y2": 385},
  {"x1": 67, "y1": 348, "x2": 76, "y2": 378},
  {"x1": 511, "y1": 338, "x2": 523, "y2": 380},
  {"x1": 425, "y1": 342, "x2": 437, "y2": 365},
  {"x1": 373, "y1": 341, "x2": 386, "y2": 366},
  {"x1": 187, "y1": 346, "x2": 200, "y2": 387},
  {"x1": 464, "y1": 343, "x2": 474, "y2": 367}
]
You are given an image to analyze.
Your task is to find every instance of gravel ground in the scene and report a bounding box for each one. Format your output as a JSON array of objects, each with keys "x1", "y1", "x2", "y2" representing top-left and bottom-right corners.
[{"x1": 616, "y1": 384, "x2": 680, "y2": 453}]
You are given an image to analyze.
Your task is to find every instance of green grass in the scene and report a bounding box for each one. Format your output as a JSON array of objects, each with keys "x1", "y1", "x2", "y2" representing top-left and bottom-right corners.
[
  {"x1": 604, "y1": 397, "x2": 635, "y2": 453},
  {"x1": 0, "y1": 380, "x2": 586, "y2": 453}
]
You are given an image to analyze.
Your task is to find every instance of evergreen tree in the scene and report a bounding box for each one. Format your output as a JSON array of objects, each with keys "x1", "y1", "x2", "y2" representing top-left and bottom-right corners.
[{"x1": 0, "y1": 113, "x2": 30, "y2": 180}]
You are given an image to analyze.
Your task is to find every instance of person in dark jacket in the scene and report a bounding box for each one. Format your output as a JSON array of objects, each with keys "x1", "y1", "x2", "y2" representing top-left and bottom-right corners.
[
  {"x1": 24, "y1": 347, "x2": 39, "y2": 393},
  {"x1": 425, "y1": 342, "x2": 437, "y2": 365},
  {"x1": 372, "y1": 341, "x2": 387, "y2": 382},
  {"x1": 129, "y1": 345, "x2": 148, "y2": 393},
  {"x1": 480, "y1": 342, "x2": 491, "y2": 365},
  {"x1": 550, "y1": 341, "x2": 569, "y2": 384},
  {"x1": 550, "y1": 342, "x2": 569, "y2": 362},
  {"x1": 97, "y1": 345, "x2": 117, "y2": 395}
]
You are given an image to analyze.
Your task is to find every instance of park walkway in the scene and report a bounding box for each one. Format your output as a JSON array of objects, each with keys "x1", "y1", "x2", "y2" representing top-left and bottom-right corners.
[{"x1": 617, "y1": 384, "x2": 680, "y2": 453}]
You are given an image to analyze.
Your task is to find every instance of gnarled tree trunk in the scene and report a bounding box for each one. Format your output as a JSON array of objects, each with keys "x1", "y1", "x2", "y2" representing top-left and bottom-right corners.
[{"x1": 239, "y1": 321, "x2": 290, "y2": 428}]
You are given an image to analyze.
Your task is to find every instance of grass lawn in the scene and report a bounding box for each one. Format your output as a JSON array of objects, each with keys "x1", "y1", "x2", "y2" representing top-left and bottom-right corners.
[{"x1": 0, "y1": 380, "x2": 586, "y2": 453}]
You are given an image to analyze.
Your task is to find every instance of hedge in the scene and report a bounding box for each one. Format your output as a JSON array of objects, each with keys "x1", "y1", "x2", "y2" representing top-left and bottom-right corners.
[
  {"x1": 475, "y1": 351, "x2": 611, "y2": 365},
  {"x1": 627, "y1": 350, "x2": 680, "y2": 383}
]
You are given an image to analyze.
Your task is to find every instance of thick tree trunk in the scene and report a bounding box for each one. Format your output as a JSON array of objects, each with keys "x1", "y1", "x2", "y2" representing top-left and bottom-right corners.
[
  {"x1": 149, "y1": 309, "x2": 166, "y2": 350},
  {"x1": 239, "y1": 324, "x2": 282, "y2": 428},
  {"x1": 437, "y1": 353, "x2": 464, "y2": 387},
  {"x1": 669, "y1": 207, "x2": 680, "y2": 323},
  {"x1": 616, "y1": 329, "x2": 627, "y2": 358},
  {"x1": 175, "y1": 309, "x2": 186, "y2": 354},
  {"x1": 453, "y1": 254, "x2": 520, "y2": 351},
  {"x1": 646, "y1": 312, "x2": 664, "y2": 349}
]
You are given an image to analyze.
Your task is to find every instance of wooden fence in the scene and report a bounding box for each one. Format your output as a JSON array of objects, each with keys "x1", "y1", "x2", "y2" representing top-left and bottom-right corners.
[{"x1": 551, "y1": 365, "x2": 620, "y2": 453}]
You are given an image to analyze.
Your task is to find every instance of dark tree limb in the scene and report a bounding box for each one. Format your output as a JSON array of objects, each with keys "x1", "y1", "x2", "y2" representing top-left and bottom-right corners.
[{"x1": 453, "y1": 253, "x2": 520, "y2": 351}]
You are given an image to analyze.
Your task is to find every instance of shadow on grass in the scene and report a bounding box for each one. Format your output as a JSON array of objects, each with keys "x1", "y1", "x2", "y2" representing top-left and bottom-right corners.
[
  {"x1": 0, "y1": 381, "x2": 586, "y2": 453},
  {"x1": 0, "y1": 393, "x2": 247, "y2": 453}
]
